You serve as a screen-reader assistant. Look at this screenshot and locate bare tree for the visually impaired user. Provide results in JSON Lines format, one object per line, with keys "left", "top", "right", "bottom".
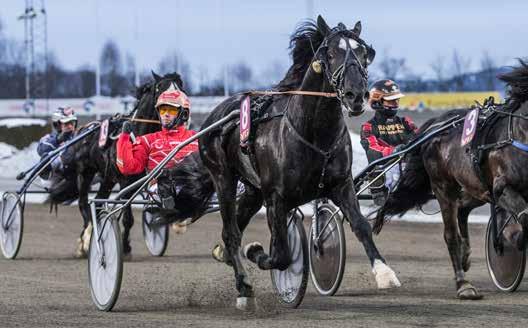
{"left": 376, "top": 48, "right": 406, "bottom": 81}
{"left": 262, "top": 59, "right": 286, "bottom": 86}
{"left": 451, "top": 49, "right": 471, "bottom": 91}
{"left": 430, "top": 55, "right": 448, "bottom": 91}
{"left": 100, "top": 39, "right": 126, "bottom": 96}
{"left": 157, "top": 50, "right": 193, "bottom": 92}
{"left": 229, "top": 61, "right": 253, "bottom": 92}
{"left": 480, "top": 50, "right": 496, "bottom": 91}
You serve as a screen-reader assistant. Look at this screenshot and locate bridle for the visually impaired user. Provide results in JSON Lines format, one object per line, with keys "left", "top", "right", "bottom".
{"left": 312, "top": 27, "right": 370, "bottom": 113}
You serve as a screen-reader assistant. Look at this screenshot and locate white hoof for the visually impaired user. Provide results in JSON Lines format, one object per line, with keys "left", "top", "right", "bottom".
{"left": 171, "top": 223, "right": 188, "bottom": 234}
{"left": 372, "top": 259, "right": 401, "bottom": 289}
{"left": 243, "top": 242, "right": 263, "bottom": 259}
{"left": 236, "top": 297, "right": 258, "bottom": 311}
{"left": 75, "top": 238, "right": 86, "bottom": 258}
{"left": 82, "top": 223, "right": 93, "bottom": 253}
{"left": 212, "top": 244, "right": 225, "bottom": 262}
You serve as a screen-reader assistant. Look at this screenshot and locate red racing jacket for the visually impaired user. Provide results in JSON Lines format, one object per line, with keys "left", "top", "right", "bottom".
{"left": 360, "top": 112, "right": 418, "bottom": 162}
{"left": 116, "top": 127, "right": 198, "bottom": 175}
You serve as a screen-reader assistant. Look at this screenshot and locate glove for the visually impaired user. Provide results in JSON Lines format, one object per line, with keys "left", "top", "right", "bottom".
{"left": 121, "top": 121, "right": 133, "bottom": 134}
{"left": 393, "top": 144, "right": 406, "bottom": 153}
{"left": 56, "top": 131, "right": 73, "bottom": 144}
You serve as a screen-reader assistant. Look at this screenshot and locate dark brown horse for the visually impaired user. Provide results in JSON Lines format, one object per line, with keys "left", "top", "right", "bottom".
{"left": 199, "top": 16, "right": 400, "bottom": 309}
{"left": 375, "top": 59, "right": 528, "bottom": 300}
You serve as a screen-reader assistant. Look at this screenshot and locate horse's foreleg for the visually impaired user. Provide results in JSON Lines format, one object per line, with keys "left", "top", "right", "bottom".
{"left": 494, "top": 180, "right": 528, "bottom": 250}
{"left": 330, "top": 178, "right": 400, "bottom": 289}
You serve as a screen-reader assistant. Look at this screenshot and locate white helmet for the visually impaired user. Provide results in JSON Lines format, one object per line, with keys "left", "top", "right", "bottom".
{"left": 52, "top": 107, "right": 77, "bottom": 131}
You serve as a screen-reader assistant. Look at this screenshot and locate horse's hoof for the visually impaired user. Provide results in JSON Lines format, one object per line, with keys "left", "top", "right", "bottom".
{"left": 82, "top": 223, "right": 93, "bottom": 253}
{"left": 372, "top": 259, "right": 401, "bottom": 289}
{"left": 236, "top": 297, "right": 258, "bottom": 311}
{"left": 171, "top": 223, "right": 187, "bottom": 234}
{"left": 212, "top": 244, "right": 225, "bottom": 263}
{"left": 457, "top": 282, "right": 483, "bottom": 300}
{"left": 243, "top": 242, "right": 263, "bottom": 260}
{"left": 74, "top": 238, "right": 87, "bottom": 259}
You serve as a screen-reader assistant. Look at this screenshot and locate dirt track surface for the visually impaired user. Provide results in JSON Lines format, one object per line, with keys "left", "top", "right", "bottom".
{"left": 2, "top": 204, "right": 528, "bottom": 327}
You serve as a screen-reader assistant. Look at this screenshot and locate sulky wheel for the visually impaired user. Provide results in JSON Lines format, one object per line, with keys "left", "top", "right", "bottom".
{"left": 270, "top": 209, "right": 309, "bottom": 308}
{"left": 88, "top": 211, "right": 123, "bottom": 311}
{"left": 142, "top": 208, "right": 169, "bottom": 257}
{"left": 485, "top": 209, "right": 526, "bottom": 292}
{"left": 0, "top": 192, "right": 24, "bottom": 260}
{"left": 309, "top": 203, "right": 346, "bottom": 296}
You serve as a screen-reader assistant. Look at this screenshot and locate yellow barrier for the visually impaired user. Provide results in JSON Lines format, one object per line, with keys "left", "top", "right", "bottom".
{"left": 399, "top": 92, "right": 502, "bottom": 110}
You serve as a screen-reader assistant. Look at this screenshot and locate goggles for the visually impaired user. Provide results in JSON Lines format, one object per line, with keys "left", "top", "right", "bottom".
{"left": 158, "top": 105, "right": 180, "bottom": 116}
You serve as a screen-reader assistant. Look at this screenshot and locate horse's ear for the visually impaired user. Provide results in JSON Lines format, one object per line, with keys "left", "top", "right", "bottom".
{"left": 151, "top": 70, "right": 162, "bottom": 82}
{"left": 352, "top": 21, "right": 362, "bottom": 36}
{"left": 317, "top": 15, "right": 331, "bottom": 36}
{"left": 367, "top": 45, "right": 376, "bottom": 65}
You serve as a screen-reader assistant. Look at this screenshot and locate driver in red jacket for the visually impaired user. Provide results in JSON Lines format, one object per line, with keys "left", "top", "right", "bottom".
{"left": 116, "top": 88, "right": 198, "bottom": 175}
{"left": 117, "top": 88, "right": 198, "bottom": 233}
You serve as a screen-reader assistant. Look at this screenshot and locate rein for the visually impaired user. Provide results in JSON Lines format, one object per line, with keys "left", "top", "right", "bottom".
{"left": 246, "top": 90, "right": 337, "bottom": 98}
{"left": 125, "top": 117, "right": 161, "bottom": 125}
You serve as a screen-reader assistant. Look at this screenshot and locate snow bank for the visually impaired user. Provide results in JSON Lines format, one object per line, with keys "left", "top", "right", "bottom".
{"left": 0, "top": 142, "right": 40, "bottom": 178}
{"left": 0, "top": 118, "right": 47, "bottom": 128}
{"left": 0, "top": 142, "right": 17, "bottom": 160}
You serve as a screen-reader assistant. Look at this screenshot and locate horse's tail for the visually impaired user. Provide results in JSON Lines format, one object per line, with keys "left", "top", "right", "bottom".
{"left": 164, "top": 152, "right": 216, "bottom": 220}
{"left": 373, "top": 142, "right": 432, "bottom": 234}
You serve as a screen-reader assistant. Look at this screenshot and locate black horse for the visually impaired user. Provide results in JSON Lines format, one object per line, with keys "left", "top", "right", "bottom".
{"left": 199, "top": 16, "right": 400, "bottom": 309}
{"left": 58, "top": 72, "right": 185, "bottom": 257}
{"left": 375, "top": 59, "right": 528, "bottom": 300}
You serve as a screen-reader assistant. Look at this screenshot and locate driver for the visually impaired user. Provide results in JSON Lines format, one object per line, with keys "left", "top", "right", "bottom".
{"left": 360, "top": 80, "right": 417, "bottom": 205}
{"left": 117, "top": 88, "right": 197, "bottom": 230}
{"left": 37, "top": 107, "right": 78, "bottom": 180}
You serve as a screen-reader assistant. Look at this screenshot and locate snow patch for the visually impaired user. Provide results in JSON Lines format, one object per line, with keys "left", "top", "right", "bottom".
{"left": 0, "top": 118, "right": 47, "bottom": 128}
{"left": 0, "top": 143, "right": 17, "bottom": 160}
{"left": 0, "top": 142, "right": 40, "bottom": 178}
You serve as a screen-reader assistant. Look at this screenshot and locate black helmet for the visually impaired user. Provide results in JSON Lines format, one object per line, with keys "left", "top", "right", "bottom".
{"left": 368, "top": 80, "right": 405, "bottom": 116}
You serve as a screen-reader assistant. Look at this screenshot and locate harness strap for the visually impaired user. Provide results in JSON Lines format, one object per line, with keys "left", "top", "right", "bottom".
{"left": 284, "top": 113, "right": 347, "bottom": 189}
{"left": 512, "top": 140, "right": 528, "bottom": 152}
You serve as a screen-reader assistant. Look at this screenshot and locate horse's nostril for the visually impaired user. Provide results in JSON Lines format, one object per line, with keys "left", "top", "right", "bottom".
{"left": 364, "top": 91, "right": 370, "bottom": 100}
{"left": 344, "top": 91, "right": 355, "bottom": 99}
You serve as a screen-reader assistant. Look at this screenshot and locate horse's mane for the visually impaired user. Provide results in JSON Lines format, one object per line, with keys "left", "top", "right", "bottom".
{"left": 499, "top": 59, "right": 528, "bottom": 105}
{"left": 274, "top": 21, "right": 325, "bottom": 91}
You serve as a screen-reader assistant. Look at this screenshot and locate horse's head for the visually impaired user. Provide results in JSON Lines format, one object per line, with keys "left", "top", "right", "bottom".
{"left": 132, "top": 71, "right": 186, "bottom": 135}
{"left": 313, "top": 16, "right": 375, "bottom": 116}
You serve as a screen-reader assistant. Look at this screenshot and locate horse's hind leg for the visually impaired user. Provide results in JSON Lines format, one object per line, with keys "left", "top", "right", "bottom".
{"left": 213, "top": 183, "right": 263, "bottom": 264}
{"left": 330, "top": 178, "right": 401, "bottom": 289}
{"left": 213, "top": 172, "right": 255, "bottom": 308}
{"left": 457, "top": 196, "right": 484, "bottom": 272}
{"left": 122, "top": 205, "right": 134, "bottom": 256}
{"left": 434, "top": 185, "right": 482, "bottom": 300}
{"left": 76, "top": 171, "right": 95, "bottom": 258}
{"left": 244, "top": 192, "right": 291, "bottom": 271}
